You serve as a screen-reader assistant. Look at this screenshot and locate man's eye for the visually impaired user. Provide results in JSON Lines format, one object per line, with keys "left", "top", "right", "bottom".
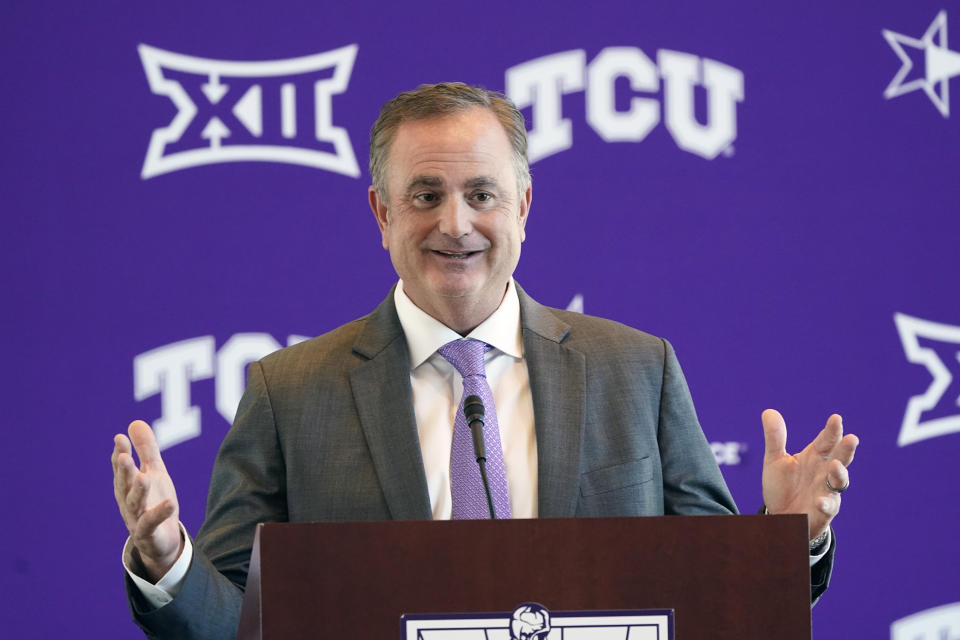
{"left": 415, "top": 193, "right": 438, "bottom": 203}
{"left": 472, "top": 192, "right": 493, "bottom": 203}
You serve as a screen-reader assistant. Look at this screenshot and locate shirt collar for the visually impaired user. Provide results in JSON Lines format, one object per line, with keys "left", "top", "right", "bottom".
{"left": 394, "top": 279, "right": 524, "bottom": 369}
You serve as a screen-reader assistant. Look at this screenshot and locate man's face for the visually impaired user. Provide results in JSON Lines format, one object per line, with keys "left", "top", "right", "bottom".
{"left": 369, "top": 107, "right": 531, "bottom": 327}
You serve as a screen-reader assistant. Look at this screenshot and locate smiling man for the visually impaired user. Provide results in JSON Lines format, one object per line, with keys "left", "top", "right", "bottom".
{"left": 113, "top": 83, "right": 858, "bottom": 640}
{"left": 369, "top": 94, "right": 531, "bottom": 335}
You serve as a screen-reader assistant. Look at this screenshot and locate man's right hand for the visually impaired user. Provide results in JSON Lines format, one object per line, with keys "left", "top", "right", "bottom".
{"left": 112, "top": 420, "right": 183, "bottom": 582}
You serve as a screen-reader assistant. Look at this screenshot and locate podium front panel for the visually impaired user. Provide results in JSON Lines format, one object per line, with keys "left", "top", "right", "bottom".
{"left": 239, "top": 515, "right": 810, "bottom": 639}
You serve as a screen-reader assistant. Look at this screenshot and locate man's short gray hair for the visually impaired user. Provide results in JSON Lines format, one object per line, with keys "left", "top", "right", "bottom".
{"left": 369, "top": 82, "right": 531, "bottom": 198}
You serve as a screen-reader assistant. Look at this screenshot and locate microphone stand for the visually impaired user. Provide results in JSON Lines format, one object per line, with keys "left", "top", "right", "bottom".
{"left": 464, "top": 395, "right": 496, "bottom": 519}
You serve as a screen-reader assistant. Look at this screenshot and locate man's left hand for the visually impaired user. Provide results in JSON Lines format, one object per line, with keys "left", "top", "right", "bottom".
{"left": 761, "top": 409, "right": 860, "bottom": 541}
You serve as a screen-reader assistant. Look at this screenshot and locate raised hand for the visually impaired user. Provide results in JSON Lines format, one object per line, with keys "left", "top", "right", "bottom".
{"left": 761, "top": 410, "right": 859, "bottom": 540}
{"left": 112, "top": 420, "right": 183, "bottom": 581}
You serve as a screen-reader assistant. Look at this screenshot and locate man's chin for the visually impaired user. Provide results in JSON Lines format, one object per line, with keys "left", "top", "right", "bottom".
{"left": 427, "top": 277, "right": 512, "bottom": 306}
{"left": 429, "top": 283, "right": 477, "bottom": 300}
{"left": 420, "top": 279, "right": 498, "bottom": 307}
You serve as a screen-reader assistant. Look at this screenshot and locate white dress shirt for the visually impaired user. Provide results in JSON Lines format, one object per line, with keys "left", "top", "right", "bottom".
{"left": 394, "top": 278, "right": 538, "bottom": 520}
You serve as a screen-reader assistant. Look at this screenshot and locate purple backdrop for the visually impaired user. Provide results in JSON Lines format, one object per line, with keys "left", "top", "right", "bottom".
{"left": 3, "top": 1, "right": 959, "bottom": 637}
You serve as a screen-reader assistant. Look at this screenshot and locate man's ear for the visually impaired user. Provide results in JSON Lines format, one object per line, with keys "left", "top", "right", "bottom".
{"left": 518, "top": 183, "right": 532, "bottom": 242}
{"left": 369, "top": 186, "right": 390, "bottom": 249}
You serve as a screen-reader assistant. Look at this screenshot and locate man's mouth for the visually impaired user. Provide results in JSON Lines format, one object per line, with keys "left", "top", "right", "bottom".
{"left": 432, "top": 250, "right": 480, "bottom": 259}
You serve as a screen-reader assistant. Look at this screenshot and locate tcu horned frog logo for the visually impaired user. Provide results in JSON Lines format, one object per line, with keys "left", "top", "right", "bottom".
{"left": 137, "top": 44, "right": 359, "bottom": 178}
{"left": 402, "top": 603, "right": 672, "bottom": 639}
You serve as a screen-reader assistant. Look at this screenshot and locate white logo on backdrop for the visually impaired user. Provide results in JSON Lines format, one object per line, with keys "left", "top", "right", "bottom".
{"left": 134, "top": 333, "right": 309, "bottom": 450}
{"left": 890, "top": 602, "right": 960, "bottom": 640}
{"left": 711, "top": 441, "right": 746, "bottom": 466}
{"left": 893, "top": 313, "right": 960, "bottom": 446}
{"left": 883, "top": 10, "right": 960, "bottom": 117}
{"left": 506, "top": 47, "right": 744, "bottom": 163}
{"left": 138, "top": 44, "right": 359, "bottom": 179}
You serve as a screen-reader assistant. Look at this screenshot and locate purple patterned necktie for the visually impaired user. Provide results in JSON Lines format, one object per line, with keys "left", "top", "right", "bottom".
{"left": 437, "top": 339, "right": 511, "bottom": 519}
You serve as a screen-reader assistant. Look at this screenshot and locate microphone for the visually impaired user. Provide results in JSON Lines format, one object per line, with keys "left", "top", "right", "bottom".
{"left": 463, "top": 395, "right": 496, "bottom": 519}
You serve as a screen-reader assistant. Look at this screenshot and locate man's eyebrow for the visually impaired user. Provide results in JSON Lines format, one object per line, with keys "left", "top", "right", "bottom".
{"left": 404, "top": 176, "right": 444, "bottom": 196}
{"left": 463, "top": 176, "right": 500, "bottom": 189}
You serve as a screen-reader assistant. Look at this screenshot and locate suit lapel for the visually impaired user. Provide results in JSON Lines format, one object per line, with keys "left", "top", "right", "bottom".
{"left": 517, "top": 284, "right": 586, "bottom": 518}
{"left": 349, "top": 291, "right": 432, "bottom": 520}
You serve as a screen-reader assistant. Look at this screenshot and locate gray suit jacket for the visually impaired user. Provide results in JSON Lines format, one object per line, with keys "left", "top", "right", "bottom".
{"left": 127, "top": 284, "right": 832, "bottom": 639}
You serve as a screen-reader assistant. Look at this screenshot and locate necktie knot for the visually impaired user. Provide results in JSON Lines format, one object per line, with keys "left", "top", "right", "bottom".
{"left": 437, "top": 339, "right": 490, "bottom": 379}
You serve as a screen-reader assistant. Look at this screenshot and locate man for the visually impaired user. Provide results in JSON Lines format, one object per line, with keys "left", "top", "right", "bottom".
{"left": 112, "top": 83, "right": 859, "bottom": 639}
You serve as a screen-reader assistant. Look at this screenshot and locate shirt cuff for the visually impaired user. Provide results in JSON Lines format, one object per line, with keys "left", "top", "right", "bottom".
{"left": 809, "top": 528, "right": 831, "bottom": 567}
{"left": 121, "top": 523, "right": 194, "bottom": 609}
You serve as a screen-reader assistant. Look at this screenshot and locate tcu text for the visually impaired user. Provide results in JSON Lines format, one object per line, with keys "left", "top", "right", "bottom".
{"left": 506, "top": 47, "right": 745, "bottom": 162}
{"left": 134, "top": 334, "right": 307, "bottom": 450}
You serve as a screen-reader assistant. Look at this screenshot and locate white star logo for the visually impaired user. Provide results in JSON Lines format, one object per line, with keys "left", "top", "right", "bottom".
{"left": 894, "top": 312, "right": 960, "bottom": 446}
{"left": 882, "top": 10, "right": 960, "bottom": 117}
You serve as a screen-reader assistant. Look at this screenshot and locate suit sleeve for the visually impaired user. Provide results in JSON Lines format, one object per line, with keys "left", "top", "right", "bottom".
{"left": 810, "top": 529, "right": 835, "bottom": 605}
{"left": 126, "top": 361, "right": 287, "bottom": 640}
{"left": 657, "top": 339, "right": 738, "bottom": 515}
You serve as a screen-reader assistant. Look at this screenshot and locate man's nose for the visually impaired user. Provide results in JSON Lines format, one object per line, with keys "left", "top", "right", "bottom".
{"left": 436, "top": 197, "right": 473, "bottom": 238}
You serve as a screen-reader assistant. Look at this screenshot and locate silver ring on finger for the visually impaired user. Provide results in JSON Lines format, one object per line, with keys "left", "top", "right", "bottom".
{"left": 825, "top": 477, "right": 849, "bottom": 494}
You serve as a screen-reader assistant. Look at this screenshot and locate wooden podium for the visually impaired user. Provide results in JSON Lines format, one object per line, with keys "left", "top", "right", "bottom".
{"left": 236, "top": 515, "right": 811, "bottom": 639}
